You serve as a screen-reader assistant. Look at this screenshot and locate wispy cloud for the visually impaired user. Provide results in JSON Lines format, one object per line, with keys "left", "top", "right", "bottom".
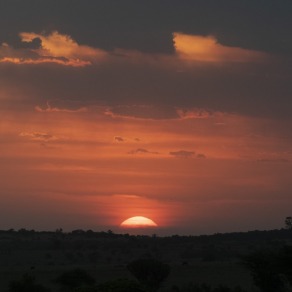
{"left": 19, "top": 131, "right": 58, "bottom": 142}
{"left": 114, "top": 136, "right": 125, "bottom": 142}
{"left": 112, "top": 194, "right": 141, "bottom": 199}
{"left": 104, "top": 105, "right": 179, "bottom": 120}
{"left": 176, "top": 108, "right": 216, "bottom": 119}
{"left": 128, "top": 148, "right": 159, "bottom": 155}
{"left": 35, "top": 101, "right": 87, "bottom": 113}
{"left": 169, "top": 150, "right": 195, "bottom": 158}
{"left": 0, "top": 56, "right": 90, "bottom": 67}
{"left": 197, "top": 153, "right": 207, "bottom": 159}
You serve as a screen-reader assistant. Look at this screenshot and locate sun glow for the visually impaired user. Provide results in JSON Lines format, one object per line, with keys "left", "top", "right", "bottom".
{"left": 120, "top": 216, "right": 158, "bottom": 228}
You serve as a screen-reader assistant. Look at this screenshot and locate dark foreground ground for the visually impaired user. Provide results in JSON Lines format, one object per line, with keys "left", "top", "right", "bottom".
{"left": 1, "top": 228, "right": 292, "bottom": 291}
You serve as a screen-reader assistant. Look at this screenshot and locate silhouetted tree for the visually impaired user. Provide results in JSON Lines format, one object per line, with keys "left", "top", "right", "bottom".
{"left": 127, "top": 259, "right": 170, "bottom": 292}
{"left": 55, "top": 228, "right": 63, "bottom": 234}
{"left": 9, "top": 274, "right": 50, "bottom": 292}
{"left": 55, "top": 268, "right": 95, "bottom": 291}
{"left": 107, "top": 229, "right": 114, "bottom": 235}
{"left": 285, "top": 217, "right": 292, "bottom": 230}
{"left": 243, "top": 246, "right": 292, "bottom": 292}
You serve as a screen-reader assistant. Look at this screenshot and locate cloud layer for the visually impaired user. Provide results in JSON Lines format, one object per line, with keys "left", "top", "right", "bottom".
{"left": 0, "top": 1, "right": 291, "bottom": 234}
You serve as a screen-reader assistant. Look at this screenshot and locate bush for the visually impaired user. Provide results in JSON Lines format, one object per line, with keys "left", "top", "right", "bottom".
{"left": 97, "top": 278, "right": 145, "bottom": 292}
{"left": 127, "top": 259, "right": 170, "bottom": 292}
{"left": 55, "top": 268, "right": 95, "bottom": 291}
{"left": 9, "top": 274, "right": 50, "bottom": 292}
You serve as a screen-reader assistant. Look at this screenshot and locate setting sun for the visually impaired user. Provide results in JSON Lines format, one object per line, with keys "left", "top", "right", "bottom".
{"left": 120, "top": 216, "right": 158, "bottom": 228}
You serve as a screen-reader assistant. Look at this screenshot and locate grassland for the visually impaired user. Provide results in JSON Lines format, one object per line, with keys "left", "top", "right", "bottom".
{"left": 1, "top": 229, "right": 291, "bottom": 291}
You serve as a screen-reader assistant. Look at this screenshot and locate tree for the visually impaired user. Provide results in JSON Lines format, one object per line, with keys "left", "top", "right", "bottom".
{"left": 243, "top": 246, "right": 292, "bottom": 292}
{"left": 127, "top": 259, "right": 170, "bottom": 292}
{"left": 285, "top": 217, "right": 292, "bottom": 230}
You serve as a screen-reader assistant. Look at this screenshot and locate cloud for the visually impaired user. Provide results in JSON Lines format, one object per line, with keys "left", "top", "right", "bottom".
{"left": 112, "top": 194, "right": 141, "bottom": 199}
{"left": 35, "top": 101, "right": 87, "bottom": 113}
{"left": 38, "top": 163, "right": 94, "bottom": 172}
{"left": 176, "top": 108, "right": 216, "bottom": 119}
{"left": 114, "top": 136, "right": 125, "bottom": 142}
{"left": 173, "top": 32, "right": 266, "bottom": 63}
{"left": 0, "top": 31, "right": 107, "bottom": 67}
{"left": 1, "top": 1, "right": 291, "bottom": 56}
{"left": 128, "top": 148, "right": 159, "bottom": 155}
{"left": 169, "top": 150, "right": 195, "bottom": 158}
{"left": 105, "top": 105, "right": 224, "bottom": 121}
{"left": 0, "top": 42, "right": 91, "bottom": 67}
{"left": 256, "top": 158, "right": 289, "bottom": 163}
{"left": 20, "top": 31, "right": 107, "bottom": 62}
{"left": 0, "top": 29, "right": 290, "bottom": 120}
{"left": 114, "top": 136, "right": 143, "bottom": 143}
{"left": 105, "top": 105, "right": 180, "bottom": 120}
{"left": 19, "top": 131, "right": 58, "bottom": 142}
{"left": 1, "top": 31, "right": 266, "bottom": 69}
{"left": 0, "top": 56, "right": 90, "bottom": 67}
{"left": 197, "top": 153, "right": 207, "bottom": 159}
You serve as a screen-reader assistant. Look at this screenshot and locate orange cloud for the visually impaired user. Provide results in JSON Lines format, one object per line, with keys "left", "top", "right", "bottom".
{"left": 20, "top": 31, "right": 107, "bottom": 62}
{"left": 35, "top": 102, "right": 87, "bottom": 113}
{"left": 0, "top": 32, "right": 108, "bottom": 67}
{"left": 173, "top": 32, "right": 266, "bottom": 62}
{"left": 0, "top": 56, "right": 90, "bottom": 67}
{"left": 1, "top": 31, "right": 268, "bottom": 70}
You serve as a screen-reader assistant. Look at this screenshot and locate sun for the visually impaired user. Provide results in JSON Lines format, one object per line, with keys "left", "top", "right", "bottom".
{"left": 120, "top": 216, "right": 158, "bottom": 228}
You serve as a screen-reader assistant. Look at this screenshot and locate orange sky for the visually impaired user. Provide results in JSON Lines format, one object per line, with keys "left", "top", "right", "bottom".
{"left": 0, "top": 24, "right": 292, "bottom": 235}
{"left": 1, "top": 101, "right": 291, "bottom": 234}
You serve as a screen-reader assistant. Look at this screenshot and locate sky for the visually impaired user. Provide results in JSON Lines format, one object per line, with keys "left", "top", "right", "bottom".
{"left": 0, "top": 1, "right": 292, "bottom": 235}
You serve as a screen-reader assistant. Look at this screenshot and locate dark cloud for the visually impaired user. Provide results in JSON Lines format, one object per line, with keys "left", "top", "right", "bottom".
{"left": 169, "top": 150, "right": 195, "bottom": 158}
{"left": 19, "top": 37, "right": 42, "bottom": 50}
{"left": 1, "top": 1, "right": 292, "bottom": 56}
{"left": 169, "top": 150, "right": 207, "bottom": 159}
{"left": 105, "top": 105, "right": 180, "bottom": 120}
{"left": 0, "top": 1, "right": 291, "bottom": 120}
{"left": 114, "top": 136, "right": 143, "bottom": 143}
{"left": 128, "top": 148, "right": 159, "bottom": 155}
{"left": 1, "top": 48, "right": 291, "bottom": 119}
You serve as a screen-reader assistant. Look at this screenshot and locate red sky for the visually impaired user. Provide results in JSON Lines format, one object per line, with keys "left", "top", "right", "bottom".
{"left": 0, "top": 2, "right": 292, "bottom": 235}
